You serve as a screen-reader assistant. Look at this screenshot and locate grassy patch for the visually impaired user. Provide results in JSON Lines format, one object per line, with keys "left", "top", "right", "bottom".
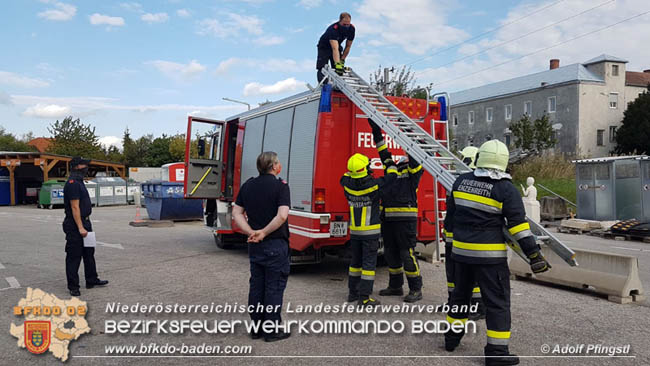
{"left": 510, "top": 154, "right": 576, "bottom": 205}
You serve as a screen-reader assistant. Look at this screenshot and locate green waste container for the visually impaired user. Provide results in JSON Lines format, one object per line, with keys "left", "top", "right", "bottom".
{"left": 38, "top": 180, "right": 65, "bottom": 209}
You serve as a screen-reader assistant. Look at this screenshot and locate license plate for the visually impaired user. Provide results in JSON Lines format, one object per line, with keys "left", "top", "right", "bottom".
{"left": 330, "top": 222, "right": 348, "bottom": 237}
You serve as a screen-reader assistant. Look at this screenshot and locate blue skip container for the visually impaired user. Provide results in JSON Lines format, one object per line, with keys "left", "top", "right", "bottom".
{"left": 142, "top": 180, "right": 203, "bottom": 221}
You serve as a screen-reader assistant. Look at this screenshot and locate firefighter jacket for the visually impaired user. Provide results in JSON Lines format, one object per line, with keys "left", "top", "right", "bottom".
{"left": 380, "top": 154, "right": 423, "bottom": 222}
{"left": 443, "top": 171, "right": 539, "bottom": 264}
{"left": 340, "top": 142, "right": 398, "bottom": 240}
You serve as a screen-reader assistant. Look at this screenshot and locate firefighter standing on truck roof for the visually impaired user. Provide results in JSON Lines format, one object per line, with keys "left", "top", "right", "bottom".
{"left": 316, "top": 12, "right": 355, "bottom": 83}
{"left": 444, "top": 140, "right": 551, "bottom": 366}
{"left": 377, "top": 151, "right": 424, "bottom": 303}
{"left": 445, "top": 145, "right": 486, "bottom": 319}
{"left": 340, "top": 119, "right": 398, "bottom": 308}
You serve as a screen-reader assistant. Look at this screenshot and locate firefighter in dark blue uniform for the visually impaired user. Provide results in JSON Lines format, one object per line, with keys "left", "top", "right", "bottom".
{"left": 341, "top": 120, "right": 398, "bottom": 307}
{"left": 233, "top": 151, "right": 291, "bottom": 342}
{"left": 316, "top": 12, "right": 355, "bottom": 82}
{"left": 444, "top": 140, "right": 550, "bottom": 366}
{"left": 377, "top": 152, "right": 424, "bottom": 303}
{"left": 445, "top": 145, "right": 486, "bottom": 318}
{"left": 63, "top": 157, "right": 108, "bottom": 297}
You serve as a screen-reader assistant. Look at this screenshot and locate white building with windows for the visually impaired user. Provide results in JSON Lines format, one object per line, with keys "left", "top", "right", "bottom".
{"left": 449, "top": 55, "right": 650, "bottom": 157}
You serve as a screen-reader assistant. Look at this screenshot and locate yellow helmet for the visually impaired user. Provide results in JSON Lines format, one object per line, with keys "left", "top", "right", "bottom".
{"left": 347, "top": 153, "right": 369, "bottom": 178}
{"left": 460, "top": 146, "right": 479, "bottom": 169}
{"left": 476, "top": 140, "right": 509, "bottom": 171}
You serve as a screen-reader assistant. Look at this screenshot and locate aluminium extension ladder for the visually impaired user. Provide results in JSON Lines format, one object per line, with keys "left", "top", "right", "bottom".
{"left": 321, "top": 65, "right": 578, "bottom": 266}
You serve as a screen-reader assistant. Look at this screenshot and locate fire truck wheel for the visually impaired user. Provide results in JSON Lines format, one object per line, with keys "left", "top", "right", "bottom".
{"left": 214, "top": 233, "right": 235, "bottom": 249}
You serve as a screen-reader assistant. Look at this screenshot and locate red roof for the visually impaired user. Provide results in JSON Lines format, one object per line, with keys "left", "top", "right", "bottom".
{"left": 626, "top": 71, "right": 650, "bottom": 88}
{"left": 27, "top": 137, "right": 52, "bottom": 153}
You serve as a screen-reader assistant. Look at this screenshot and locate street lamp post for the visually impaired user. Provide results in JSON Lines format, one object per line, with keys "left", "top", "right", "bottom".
{"left": 222, "top": 97, "right": 251, "bottom": 111}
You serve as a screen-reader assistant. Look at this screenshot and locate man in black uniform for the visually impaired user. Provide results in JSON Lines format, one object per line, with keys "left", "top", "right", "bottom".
{"left": 378, "top": 154, "right": 424, "bottom": 303}
{"left": 316, "top": 12, "right": 355, "bottom": 83}
{"left": 233, "top": 151, "right": 291, "bottom": 342}
{"left": 63, "top": 157, "right": 108, "bottom": 297}
{"left": 341, "top": 120, "right": 397, "bottom": 307}
{"left": 443, "top": 140, "right": 550, "bottom": 366}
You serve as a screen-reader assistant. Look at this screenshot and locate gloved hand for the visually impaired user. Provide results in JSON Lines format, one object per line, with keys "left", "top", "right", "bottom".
{"left": 368, "top": 119, "right": 383, "bottom": 143}
{"left": 335, "top": 62, "right": 344, "bottom": 75}
{"left": 528, "top": 251, "right": 551, "bottom": 274}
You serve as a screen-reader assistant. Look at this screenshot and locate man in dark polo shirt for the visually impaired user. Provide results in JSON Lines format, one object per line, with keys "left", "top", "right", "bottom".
{"left": 233, "top": 151, "right": 291, "bottom": 342}
{"left": 63, "top": 157, "right": 108, "bottom": 296}
{"left": 316, "top": 12, "right": 355, "bottom": 82}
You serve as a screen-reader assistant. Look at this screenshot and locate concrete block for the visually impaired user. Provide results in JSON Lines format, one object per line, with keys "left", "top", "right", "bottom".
{"left": 541, "top": 196, "right": 568, "bottom": 220}
{"left": 561, "top": 219, "right": 602, "bottom": 230}
{"left": 510, "top": 246, "right": 645, "bottom": 304}
{"left": 615, "top": 236, "right": 626, "bottom": 241}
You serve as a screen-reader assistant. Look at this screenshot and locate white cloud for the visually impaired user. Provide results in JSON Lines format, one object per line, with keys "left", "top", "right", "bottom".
{"left": 215, "top": 57, "right": 312, "bottom": 74}
{"left": 253, "top": 35, "right": 285, "bottom": 46}
{"left": 147, "top": 60, "right": 206, "bottom": 81}
{"left": 37, "top": 1, "right": 76, "bottom": 21}
{"left": 119, "top": 2, "right": 143, "bottom": 12}
{"left": 412, "top": 0, "right": 650, "bottom": 91}
{"left": 243, "top": 78, "right": 307, "bottom": 96}
{"left": 142, "top": 12, "right": 169, "bottom": 24}
{"left": 23, "top": 104, "right": 71, "bottom": 118}
{"left": 297, "top": 0, "right": 322, "bottom": 9}
{"left": 0, "top": 71, "right": 50, "bottom": 88}
{"left": 89, "top": 13, "right": 126, "bottom": 27}
{"left": 355, "top": 0, "right": 468, "bottom": 55}
{"left": 176, "top": 9, "right": 191, "bottom": 18}
{"left": 197, "top": 13, "right": 264, "bottom": 38}
{"left": 0, "top": 91, "right": 12, "bottom": 105}
{"left": 99, "top": 136, "right": 123, "bottom": 150}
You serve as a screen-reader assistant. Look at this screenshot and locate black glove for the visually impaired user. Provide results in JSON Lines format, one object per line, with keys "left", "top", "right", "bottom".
{"left": 368, "top": 119, "right": 383, "bottom": 143}
{"left": 528, "top": 251, "right": 551, "bottom": 274}
{"left": 335, "top": 62, "right": 344, "bottom": 75}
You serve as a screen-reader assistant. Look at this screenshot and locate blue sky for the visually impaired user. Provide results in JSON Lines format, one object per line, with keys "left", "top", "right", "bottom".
{"left": 1, "top": 0, "right": 649, "bottom": 148}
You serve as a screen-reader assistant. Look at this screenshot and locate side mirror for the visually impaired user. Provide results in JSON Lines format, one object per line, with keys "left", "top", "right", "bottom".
{"left": 198, "top": 139, "right": 206, "bottom": 157}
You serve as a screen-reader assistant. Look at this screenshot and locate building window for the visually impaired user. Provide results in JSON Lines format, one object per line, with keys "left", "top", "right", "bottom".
{"left": 505, "top": 134, "right": 511, "bottom": 147}
{"left": 468, "top": 111, "right": 474, "bottom": 124}
{"left": 452, "top": 113, "right": 458, "bottom": 126}
{"left": 486, "top": 107, "right": 493, "bottom": 122}
{"left": 452, "top": 139, "right": 458, "bottom": 151}
{"left": 468, "top": 136, "right": 474, "bottom": 146}
{"left": 609, "top": 126, "right": 617, "bottom": 143}
{"left": 612, "top": 64, "right": 619, "bottom": 76}
{"left": 597, "top": 129, "right": 604, "bottom": 146}
{"left": 609, "top": 93, "right": 618, "bottom": 109}
{"left": 548, "top": 96, "right": 556, "bottom": 113}
{"left": 485, "top": 134, "right": 493, "bottom": 141}
{"left": 524, "top": 101, "right": 532, "bottom": 116}
{"left": 505, "top": 104, "right": 512, "bottom": 121}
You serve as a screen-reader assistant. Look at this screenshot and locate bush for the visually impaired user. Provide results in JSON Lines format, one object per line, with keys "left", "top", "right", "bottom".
{"left": 510, "top": 154, "right": 576, "bottom": 204}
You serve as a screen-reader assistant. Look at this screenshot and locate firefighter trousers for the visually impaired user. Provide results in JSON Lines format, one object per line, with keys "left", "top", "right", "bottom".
{"left": 382, "top": 221, "right": 422, "bottom": 291}
{"left": 445, "top": 243, "right": 482, "bottom": 306}
{"left": 445, "top": 261, "right": 512, "bottom": 356}
{"left": 348, "top": 238, "right": 379, "bottom": 297}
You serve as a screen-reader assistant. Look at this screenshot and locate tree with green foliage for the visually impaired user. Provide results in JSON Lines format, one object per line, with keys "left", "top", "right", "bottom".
{"left": 510, "top": 113, "right": 557, "bottom": 152}
{"left": 47, "top": 116, "right": 104, "bottom": 158}
{"left": 0, "top": 126, "right": 37, "bottom": 152}
{"left": 144, "top": 134, "right": 173, "bottom": 167}
{"left": 370, "top": 65, "right": 431, "bottom": 99}
{"left": 169, "top": 134, "right": 187, "bottom": 162}
{"left": 103, "top": 145, "right": 124, "bottom": 163}
{"left": 615, "top": 85, "right": 650, "bottom": 154}
{"left": 122, "top": 128, "right": 152, "bottom": 167}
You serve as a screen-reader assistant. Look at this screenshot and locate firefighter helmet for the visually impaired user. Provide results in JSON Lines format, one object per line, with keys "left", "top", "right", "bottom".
{"left": 476, "top": 140, "right": 509, "bottom": 172}
{"left": 460, "top": 146, "right": 479, "bottom": 169}
{"left": 347, "top": 153, "right": 370, "bottom": 178}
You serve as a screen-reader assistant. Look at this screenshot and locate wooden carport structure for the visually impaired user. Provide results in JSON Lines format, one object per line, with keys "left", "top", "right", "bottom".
{"left": 0, "top": 152, "right": 125, "bottom": 206}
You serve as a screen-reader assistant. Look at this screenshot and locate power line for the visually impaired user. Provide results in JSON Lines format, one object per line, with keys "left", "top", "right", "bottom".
{"left": 415, "top": 0, "right": 615, "bottom": 78}
{"left": 404, "top": 0, "right": 566, "bottom": 67}
{"left": 431, "top": 10, "right": 650, "bottom": 88}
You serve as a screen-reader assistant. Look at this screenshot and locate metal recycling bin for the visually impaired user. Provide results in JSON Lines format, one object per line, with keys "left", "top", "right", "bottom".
{"left": 143, "top": 179, "right": 203, "bottom": 220}
{"left": 92, "top": 177, "right": 128, "bottom": 206}
{"left": 38, "top": 180, "right": 65, "bottom": 209}
{"left": 574, "top": 156, "right": 645, "bottom": 221}
{"left": 636, "top": 157, "right": 650, "bottom": 221}
{"left": 84, "top": 181, "right": 98, "bottom": 206}
{"left": 127, "top": 182, "right": 141, "bottom": 204}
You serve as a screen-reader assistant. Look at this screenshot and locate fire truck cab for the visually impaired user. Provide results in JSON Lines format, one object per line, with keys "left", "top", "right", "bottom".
{"left": 184, "top": 85, "right": 450, "bottom": 264}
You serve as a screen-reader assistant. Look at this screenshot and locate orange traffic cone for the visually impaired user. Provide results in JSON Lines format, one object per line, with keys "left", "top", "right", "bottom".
{"left": 134, "top": 206, "right": 143, "bottom": 223}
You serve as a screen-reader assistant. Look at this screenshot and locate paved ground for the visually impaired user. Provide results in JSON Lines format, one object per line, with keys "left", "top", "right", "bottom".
{"left": 0, "top": 205, "right": 648, "bottom": 365}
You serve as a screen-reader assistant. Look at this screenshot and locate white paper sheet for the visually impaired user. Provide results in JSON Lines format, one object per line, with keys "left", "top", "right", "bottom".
{"left": 84, "top": 231, "right": 97, "bottom": 247}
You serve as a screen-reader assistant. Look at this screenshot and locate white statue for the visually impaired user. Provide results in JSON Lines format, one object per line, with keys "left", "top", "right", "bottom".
{"left": 521, "top": 177, "right": 537, "bottom": 201}
{"left": 521, "top": 177, "right": 541, "bottom": 223}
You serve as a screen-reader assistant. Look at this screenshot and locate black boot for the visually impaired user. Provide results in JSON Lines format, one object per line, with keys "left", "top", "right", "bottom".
{"left": 445, "top": 336, "right": 460, "bottom": 352}
{"left": 469, "top": 300, "right": 486, "bottom": 320}
{"left": 86, "top": 279, "right": 109, "bottom": 289}
{"left": 403, "top": 290, "right": 422, "bottom": 303}
{"left": 379, "top": 287, "right": 403, "bottom": 296}
{"left": 347, "top": 293, "right": 359, "bottom": 302}
{"left": 485, "top": 354, "right": 520, "bottom": 366}
{"left": 358, "top": 297, "right": 381, "bottom": 308}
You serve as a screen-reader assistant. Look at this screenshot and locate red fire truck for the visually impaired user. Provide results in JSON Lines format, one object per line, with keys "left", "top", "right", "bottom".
{"left": 183, "top": 86, "right": 450, "bottom": 264}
